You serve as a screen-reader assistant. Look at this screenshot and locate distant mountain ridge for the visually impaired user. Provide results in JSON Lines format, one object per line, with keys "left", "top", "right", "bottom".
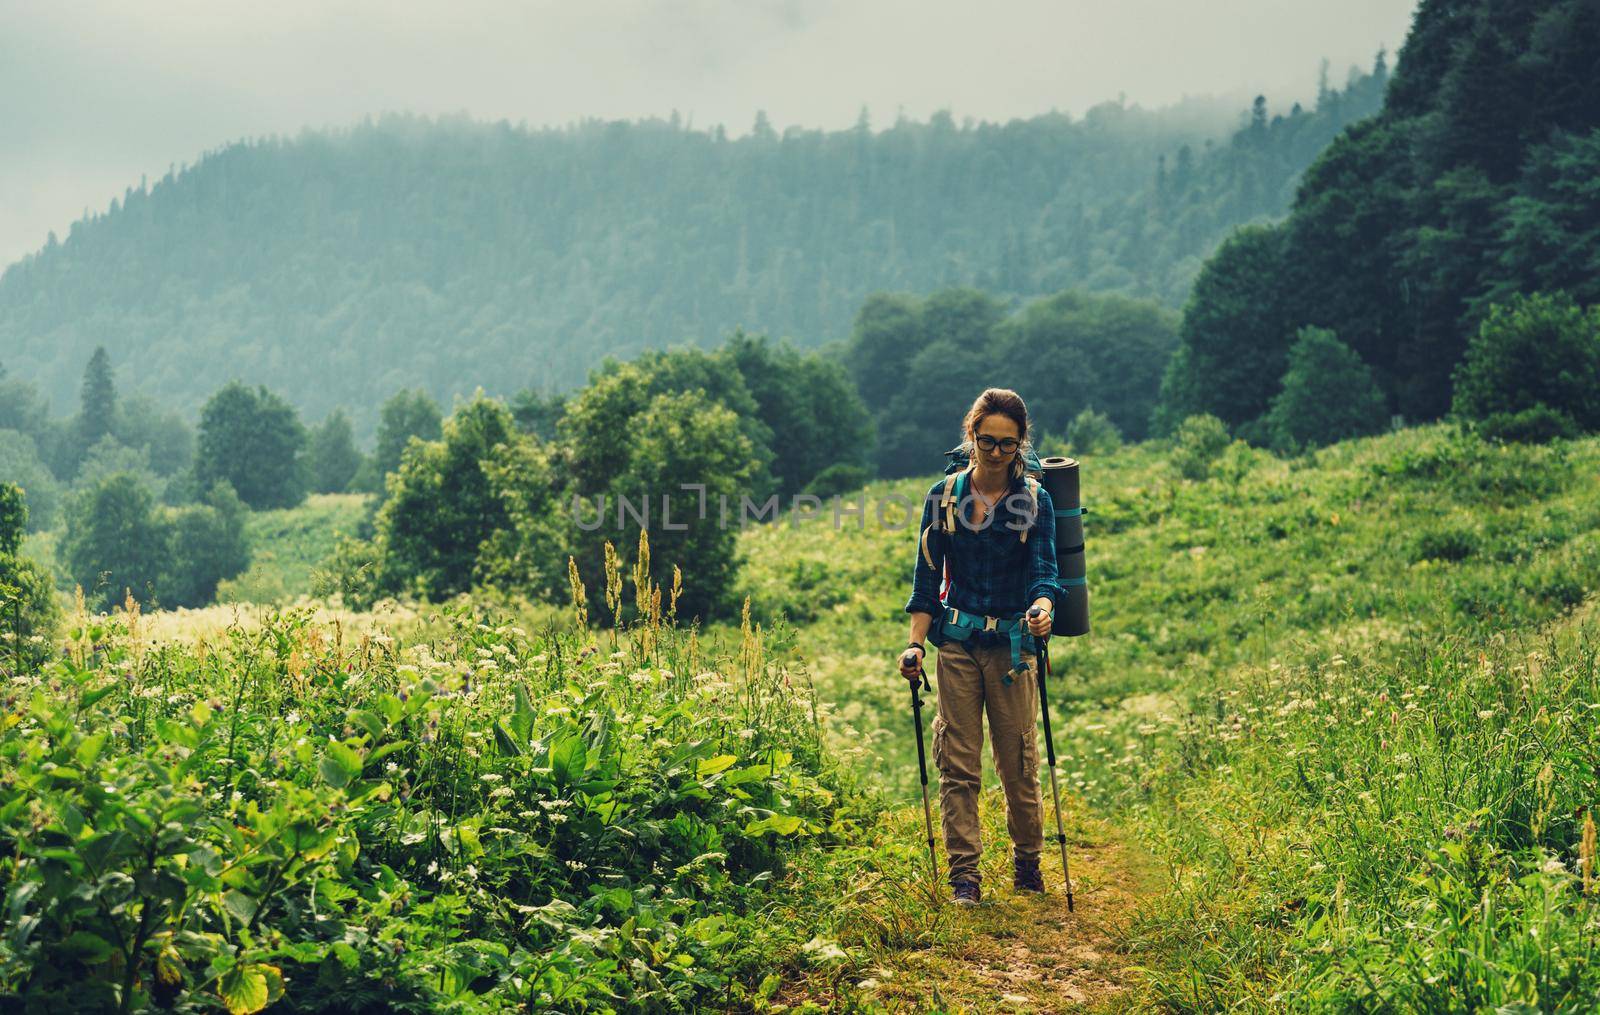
{"left": 0, "top": 67, "right": 1385, "bottom": 434}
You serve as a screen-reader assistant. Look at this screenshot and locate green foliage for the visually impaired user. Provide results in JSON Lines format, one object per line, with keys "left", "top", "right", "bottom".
{"left": 163, "top": 483, "right": 252, "bottom": 609}
{"left": 74, "top": 435, "right": 161, "bottom": 500}
{"left": 219, "top": 493, "right": 371, "bottom": 605}
{"left": 0, "top": 595, "right": 854, "bottom": 1011}
{"left": 62, "top": 474, "right": 253, "bottom": 611}
{"left": 1451, "top": 292, "right": 1600, "bottom": 429}
{"left": 1155, "top": 224, "right": 1295, "bottom": 435}
{"left": 196, "top": 382, "right": 309, "bottom": 510}
{"left": 113, "top": 394, "right": 194, "bottom": 478}
{"left": 62, "top": 474, "right": 167, "bottom": 610}
{"left": 0, "top": 484, "right": 58, "bottom": 671}
{"left": 313, "top": 534, "right": 384, "bottom": 608}
{"left": 718, "top": 332, "right": 872, "bottom": 498}
{"left": 0, "top": 430, "right": 61, "bottom": 530}
{"left": 0, "top": 483, "right": 23, "bottom": 558}
{"left": 1409, "top": 522, "right": 1477, "bottom": 563}
{"left": 1265, "top": 326, "right": 1389, "bottom": 452}
{"left": 849, "top": 288, "right": 1176, "bottom": 477}
{"left": 361, "top": 389, "right": 443, "bottom": 496}
{"left": 475, "top": 438, "right": 563, "bottom": 597}
{"left": 1169, "top": 413, "right": 1231, "bottom": 480}
{"left": 1064, "top": 407, "right": 1123, "bottom": 456}
{"left": 0, "top": 76, "right": 1387, "bottom": 436}
{"left": 1368, "top": 427, "right": 1574, "bottom": 504}
{"left": 0, "top": 367, "right": 50, "bottom": 439}
{"left": 1483, "top": 127, "right": 1600, "bottom": 313}
{"left": 75, "top": 346, "right": 116, "bottom": 461}
{"left": 802, "top": 463, "right": 871, "bottom": 500}
{"left": 580, "top": 347, "right": 775, "bottom": 498}
{"left": 600, "top": 390, "right": 759, "bottom": 622}
{"left": 373, "top": 397, "right": 515, "bottom": 602}
{"left": 994, "top": 290, "right": 1179, "bottom": 443}
{"left": 1174, "top": 0, "right": 1600, "bottom": 424}
{"left": 347, "top": 333, "right": 839, "bottom": 618}
{"left": 1477, "top": 404, "right": 1581, "bottom": 445}
{"left": 508, "top": 388, "right": 566, "bottom": 441}
{"left": 555, "top": 365, "right": 767, "bottom": 621}
{"left": 306, "top": 409, "right": 364, "bottom": 493}
{"left": 0, "top": 347, "right": 193, "bottom": 490}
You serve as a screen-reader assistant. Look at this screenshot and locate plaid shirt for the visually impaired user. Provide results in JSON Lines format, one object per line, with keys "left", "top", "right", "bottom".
{"left": 905, "top": 472, "right": 1059, "bottom": 625}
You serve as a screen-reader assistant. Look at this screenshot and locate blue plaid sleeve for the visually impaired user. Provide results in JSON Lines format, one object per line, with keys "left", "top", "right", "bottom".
{"left": 906, "top": 480, "right": 944, "bottom": 615}
{"left": 1027, "top": 486, "right": 1060, "bottom": 607}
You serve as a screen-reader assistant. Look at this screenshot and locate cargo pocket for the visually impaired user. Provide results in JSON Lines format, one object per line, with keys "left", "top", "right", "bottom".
{"left": 1020, "top": 728, "right": 1039, "bottom": 781}
{"left": 931, "top": 715, "right": 949, "bottom": 775}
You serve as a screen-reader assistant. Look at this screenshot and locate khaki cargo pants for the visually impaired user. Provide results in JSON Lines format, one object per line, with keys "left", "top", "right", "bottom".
{"left": 932, "top": 638, "right": 1044, "bottom": 885}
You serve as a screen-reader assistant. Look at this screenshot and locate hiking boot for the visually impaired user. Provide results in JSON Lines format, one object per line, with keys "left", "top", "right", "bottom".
{"left": 951, "top": 880, "right": 981, "bottom": 906}
{"left": 1014, "top": 856, "right": 1045, "bottom": 893}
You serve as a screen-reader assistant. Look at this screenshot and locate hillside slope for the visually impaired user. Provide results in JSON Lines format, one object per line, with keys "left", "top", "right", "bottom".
{"left": 0, "top": 68, "right": 1385, "bottom": 433}
{"left": 739, "top": 425, "right": 1600, "bottom": 1008}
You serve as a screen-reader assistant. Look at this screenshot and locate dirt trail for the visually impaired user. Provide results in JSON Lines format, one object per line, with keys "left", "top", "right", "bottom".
{"left": 786, "top": 796, "right": 1162, "bottom": 1014}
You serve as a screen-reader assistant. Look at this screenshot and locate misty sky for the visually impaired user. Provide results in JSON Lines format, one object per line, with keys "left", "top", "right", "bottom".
{"left": 1, "top": 0, "right": 1417, "bottom": 269}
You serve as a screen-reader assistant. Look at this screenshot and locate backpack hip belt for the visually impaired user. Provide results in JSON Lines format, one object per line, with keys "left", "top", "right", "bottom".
{"left": 939, "top": 606, "right": 1033, "bottom": 684}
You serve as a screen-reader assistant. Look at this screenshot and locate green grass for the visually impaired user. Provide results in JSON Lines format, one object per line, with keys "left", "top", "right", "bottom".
{"left": 0, "top": 592, "right": 874, "bottom": 1012}
{"left": 739, "top": 424, "right": 1600, "bottom": 1009}
{"left": 217, "top": 492, "right": 371, "bottom": 604}
{"left": 10, "top": 424, "right": 1598, "bottom": 1011}
{"left": 17, "top": 493, "right": 369, "bottom": 607}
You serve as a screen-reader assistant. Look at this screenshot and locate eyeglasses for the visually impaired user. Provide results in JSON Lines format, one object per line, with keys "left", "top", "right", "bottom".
{"left": 974, "top": 435, "right": 1020, "bottom": 454}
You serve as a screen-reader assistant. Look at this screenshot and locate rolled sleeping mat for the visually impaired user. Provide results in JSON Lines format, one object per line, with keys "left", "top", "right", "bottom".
{"left": 1040, "top": 456, "right": 1089, "bottom": 636}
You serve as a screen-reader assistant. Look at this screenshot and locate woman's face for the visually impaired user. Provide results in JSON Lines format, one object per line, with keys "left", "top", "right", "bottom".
{"left": 971, "top": 415, "right": 1022, "bottom": 469}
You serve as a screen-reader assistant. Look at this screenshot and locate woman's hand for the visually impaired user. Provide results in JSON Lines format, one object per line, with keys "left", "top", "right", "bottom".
{"left": 899, "top": 645, "right": 925, "bottom": 683}
{"left": 1027, "top": 599, "right": 1054, "bottom": 637}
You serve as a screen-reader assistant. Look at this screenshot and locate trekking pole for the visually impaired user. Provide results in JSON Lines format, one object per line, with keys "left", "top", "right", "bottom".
{"left": 1028, "top": 608, "right": 1075, "bottom": 911}
{"left": 904, "top": 652, "right": 940, "bottom": 900}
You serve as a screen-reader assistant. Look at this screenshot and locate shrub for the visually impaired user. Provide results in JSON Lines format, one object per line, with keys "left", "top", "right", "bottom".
{"left": 1451, "top": 292, "right": 1600, "bottom": 430}
{"left": 1409, "top": 524, "right": 1477, "bottom": 563}
{"left": 0, "top": 484, "right": 57, "bottom": 670}
{"left": 312, "top": 535, "right": 385, "bottom": 608}
{"left": 570, "top": 390, "right": 760, "bottom": 623}
{"left": 372, "top": 396, "right": 515, "bottom": 601}
{"left": 802, "top": 463, "right": 871, "bottom": 499}
{"left": 62, "top": 474, "right": 168, "bottom": 610}
{"left": 1476, "top": 404, "right": 1580, "bottom": 444}
{"left": 62, "top": 475, "right": 252, "bottom": 610}
{"left": 0, "top": 430, "right": 61, "bottom": 530}
{"left": 1265, "top": 326, "right": 1388, "bottom": 452}
{"left": 163, "top": 483, "right": 252, "bottom": 608}
{"left": 1170, "top": 414, "right": 1231, "bottom": 481}
{"left": 1066, "top": 407, "right": 1123, "bottom": 456}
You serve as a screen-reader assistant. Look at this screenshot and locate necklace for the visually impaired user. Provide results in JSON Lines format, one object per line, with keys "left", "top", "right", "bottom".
{"left": 971, "top": 474, "right": 1006, "bottom": 510}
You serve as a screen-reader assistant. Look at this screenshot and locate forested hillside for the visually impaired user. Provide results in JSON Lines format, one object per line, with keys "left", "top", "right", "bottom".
{"left": 1162, "top": 0, "right": 1600, "bottom": 430}
{"left": 0, "top": 63, "right": 1386, "bottom": 433}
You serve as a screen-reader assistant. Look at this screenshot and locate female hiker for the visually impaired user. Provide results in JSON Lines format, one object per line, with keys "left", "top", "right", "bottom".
{"left": 899, "top": 387, "right": 1059, "bottom": 905}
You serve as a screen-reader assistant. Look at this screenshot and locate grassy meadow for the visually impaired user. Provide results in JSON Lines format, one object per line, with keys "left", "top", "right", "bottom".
{"left": 215, "top": 493, "right": 371, "bottom": 605}
{"left": 739, "top": 423, "right": 1600, "bottom": 1010}
{"left": 4, "top": 424, "right": 1599, "bottom": 1012}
